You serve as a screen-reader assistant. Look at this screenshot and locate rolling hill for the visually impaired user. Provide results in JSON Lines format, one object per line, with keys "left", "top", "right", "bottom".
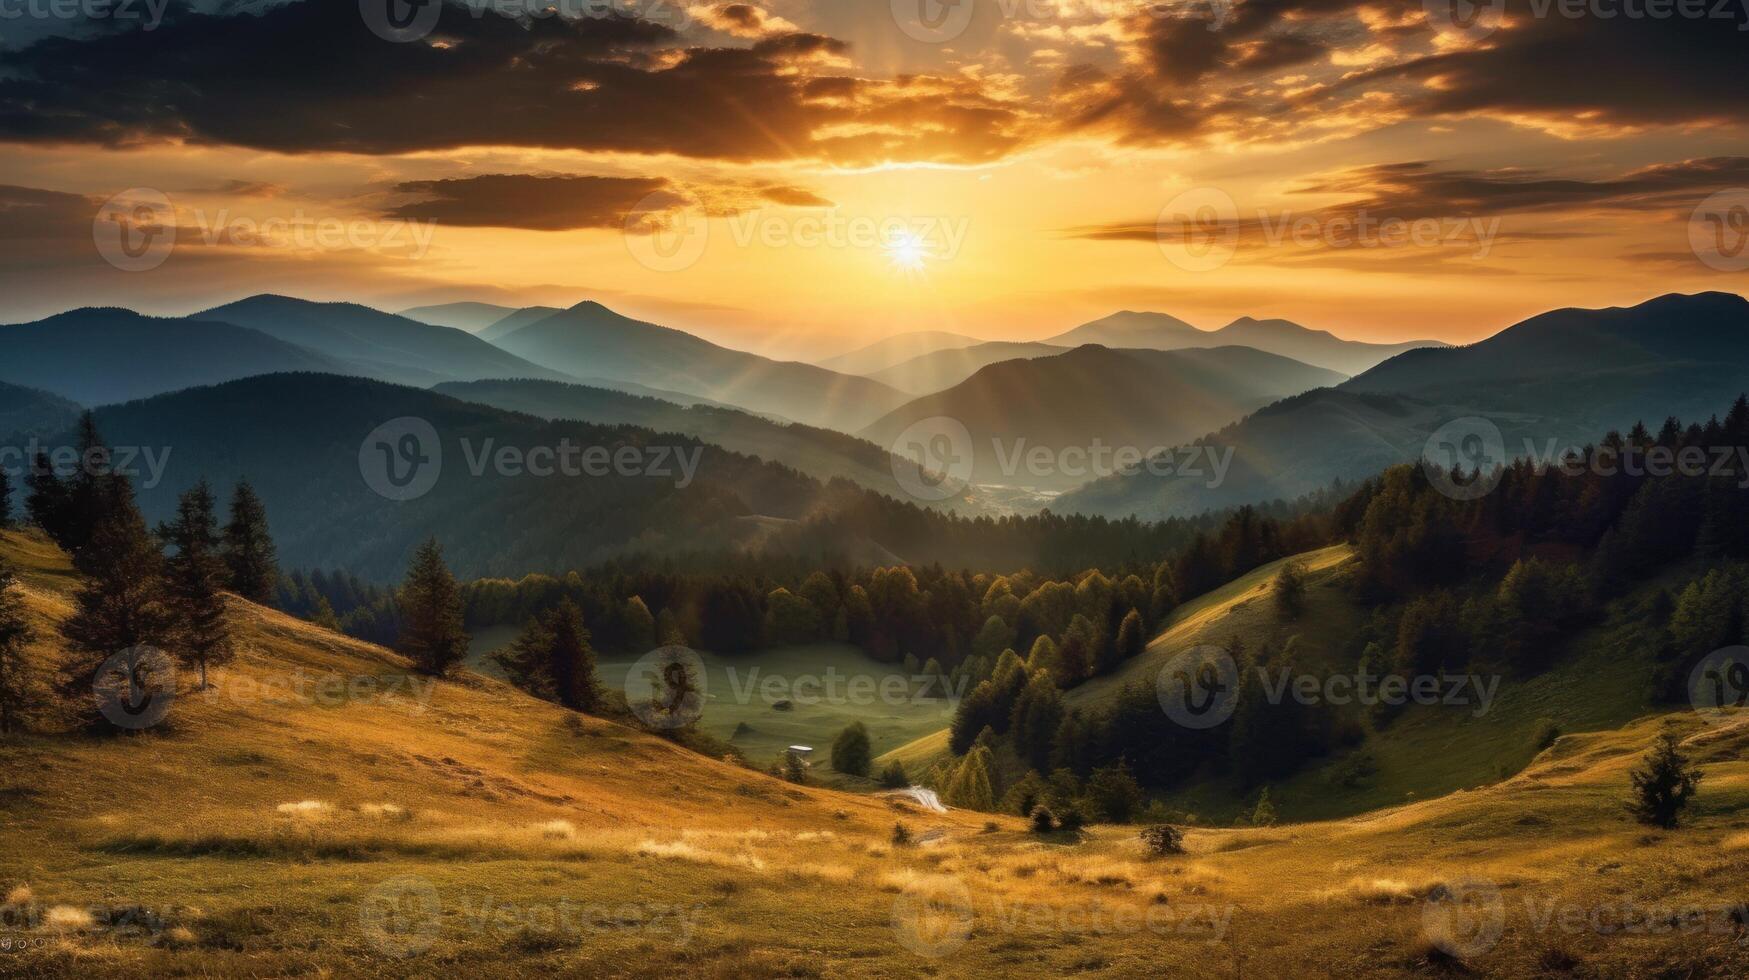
{"left": 191, "top": 295, "right": 576, "bottom": 388}
{"left": 1059, "top": 292, "right": 1749, "bottom": 520}
{"left": 865, "top": 341, "right": 1069, "bottom": 395}
{"left": 816, "top": 330, "right": 986, "bottom": 378}
{"left": 0, "top": 308, "right": 351, "bottom": 406}
{"left": 1048, "top": 311, "right": 1444, "bottom": 376}
{"left": 861, "top": 345, "right": 1347, "bottom": 491}
{"left": 396, "top": 301, "right": 521, "bottom": 332}
{"left": 488, "top": 301, "right": 912, "bottom": 432}
{"left": 0, "top": 380, "right": 81, "bottom": 444}
{"left": 432, "top": 378, "right": 985, "bottom": 512}
{"left": 5, "top": 525, "right": 1743, "bottom": 977}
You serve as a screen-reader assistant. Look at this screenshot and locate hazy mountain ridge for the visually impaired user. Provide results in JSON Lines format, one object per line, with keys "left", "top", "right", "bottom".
{"left": 816, "top": 329, "right": 986, "bottom": 377}
{"left": 1058, "top": 292, "right": 1749, "bottom": 519}
{"left": 1048, "top": 310, "right": 1445, "bottom": 376}
{"left": 0, "top": 307, "right": 352, "bottom": 405}
{"left": 488, "top": 300, "right": 913, "bottom": 433}
{"left": 192, "top": 294, "right": 576, "bottom": 387}
{"left": 862, "top": 344, "right": 1347, "bottom": 490}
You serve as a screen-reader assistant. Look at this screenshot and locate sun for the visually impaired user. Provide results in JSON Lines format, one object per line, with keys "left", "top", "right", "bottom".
{"left": 884, "top": 231, "right": 932, "bottom": 272}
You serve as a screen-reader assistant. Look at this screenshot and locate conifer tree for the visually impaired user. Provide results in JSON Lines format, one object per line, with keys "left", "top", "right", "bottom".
{"left": 159, "top": 480, "right": 234, "bottom": 690}
{"left": 396, "top": 538, "right": 469, "bottom": 676}
{"left": 58, "top": 476, "right": 177, "bottom": 731}
{"left": 222, "top": 480, "right": 279, "bottom": 604}
{"left": 1113, "top": 608, "right": 1145, "bottom": 666}
{"left": 1626, "top": 732, "right": 1701, "bottom": 829}
{"left": 1010, "top": 672, "right": 1065, "bottom": 771}
{"left": 545, "top": 598, "right": 603, "bottom": 713}
{"left": 0, "top": 558, "right": 38, "bottom": 734}
{"left": 24, "top": 450, "right": 69, "bottom": 544}
{"left": 0, "top": 464, "right": 12, "bottom": 529}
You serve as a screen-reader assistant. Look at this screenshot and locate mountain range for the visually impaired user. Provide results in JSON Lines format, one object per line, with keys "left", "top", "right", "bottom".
{"left": 861, "top": 345, "right": 1347, "bottom": 491}
{"left": 397, "top": 301, "right": 522, "bottom": 332}
{"left": 1059, "top": 292, "right": 1749, "bottom": 519}
{"left": 486, "top": 301, "right": 912, "bottom": 432}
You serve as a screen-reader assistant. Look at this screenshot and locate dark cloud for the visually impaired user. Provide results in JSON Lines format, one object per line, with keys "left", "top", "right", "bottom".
{"left": 380, "top": 173, "right": 836, "bottom": 228}
{"left": 0, "top": 185, "right": 95, "bottom": 241}
{"left": 384, "top": 174, "right": 676, "bottom": 230}
{"left": 0, "top": 0, "right": 1024, "bottom": 165}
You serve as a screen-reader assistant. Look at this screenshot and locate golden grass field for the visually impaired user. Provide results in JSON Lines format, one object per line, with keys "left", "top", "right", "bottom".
{"left": 1, "top": 528, "right": 1746, "bottom": 977}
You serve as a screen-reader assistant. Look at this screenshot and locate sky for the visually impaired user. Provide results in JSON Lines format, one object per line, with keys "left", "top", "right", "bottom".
{"left": 0, "top": 0, "right": 1746, "bottom": 359}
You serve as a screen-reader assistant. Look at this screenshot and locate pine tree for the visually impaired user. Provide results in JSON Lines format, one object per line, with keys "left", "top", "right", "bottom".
{"left": 492, "top": 616, "right": 558, "bottom": 701}
{"left": 396, "top": 538, "right": 469, "bottom": 676}
{"left": 58, "top": 476, "right": 177, "bottom": 731}
{"left": 623, "top": 595, "right": 656, "bottom": 650}
{"left": 24, "top": 451, "right": 69, "bottom": 543}
{"left": 1626, "top": 732, "right": 1701, "bottom": 829}
{"left": 222, "top": 481, "right": 279, "bottom": 605}
{"left": 158, "top": 480, "right": 234, "bottom": 690}
{"left": 944, "top": 745, "right": 995, "bottom": 810}
{"left": 61, "top": 412, "right": 114, "bottom": 560}
{"left": 545, "top": 598, "right": 603, "bottom": 713}
{"left": 0, "top": 558, "right": 38, "bottom": 734}
{"left": 0, "top": 463, "right": 12, "bottom": 529}
{"left": 831, "top": 721, "right": 873, "bottom": 776}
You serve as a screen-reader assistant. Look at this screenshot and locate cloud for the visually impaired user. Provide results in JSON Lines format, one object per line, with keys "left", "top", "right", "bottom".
{"left": 0, "top": 0, "right": 1027, "bottom": 166}
{"left": 693, "top": 3, "right": 800, "bottom": 38}
{"left": 380, "top": 173, "right": 836, "bottom": 229}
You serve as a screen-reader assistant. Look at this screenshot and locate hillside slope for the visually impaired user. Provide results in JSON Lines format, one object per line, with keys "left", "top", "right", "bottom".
{"left": 4, "top": 529, "right": 1743, "bottom": 978}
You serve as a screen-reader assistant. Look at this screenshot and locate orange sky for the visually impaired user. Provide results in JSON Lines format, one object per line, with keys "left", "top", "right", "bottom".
{"left": 0, "top": 0, "right": 1745, "bottom": 359}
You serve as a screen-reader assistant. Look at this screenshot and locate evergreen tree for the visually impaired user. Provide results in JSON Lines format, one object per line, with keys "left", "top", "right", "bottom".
{"left": 831, "top": 721, "right": 873, "bottom": 776}
{"left": 24, "top": 451, "right": 69, "bottom": 543}
{"left": 396, "top": 538, "right": 469, "bottom": 676}
{"left": 158, "top": 480, "right": 234, "bottom": 690}
{"left": 492, "top": 615, "right": 558, "bottom": 701}
{"left": 879, "top": 759, "right": 909, "bottom": 789}
{"left": 222, "top": 481, "right": 279, "bottom": 604}
{"left": 943, "top": 745, "right": 995, "bottom": 810}
{"left": 61, "top": 412, "right": 114, "bottom": 560}
{"left": 1626, "top": 732, "right": 1701, "bottom": 829}
{"left": 545, "top": 598, "right": 603, "bottom": 712}
{"left": 1248, "top": 787, "right": 1279, "bottom": 827}
{"left": 58, "top": 476, "right": 177, "bottom": 730}
{"left": 1084, "top": 760, "right": 1145, "bottom": 824}
{"left": 1113, "top": 608, "right": 1145, "bottom": 667}
{"left": 0, "top": 558, "right": 38, "bottom": 734}
{"left": 0, "top": 463, "right": 12, "bottom": 529}
{"left": 623, "top": 596, "right": 656, "bottom": 650}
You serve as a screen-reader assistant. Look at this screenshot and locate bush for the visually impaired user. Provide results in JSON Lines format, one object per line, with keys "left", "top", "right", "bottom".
{"left": 1626, "top": 732, "right": 1701, "bottom": 828}
{"left": 878, "top": 760, "right": 909, "bottom": 789}
{"left": 831, "top": 722, "right": 872, "bottom": 777}
{"left": 1056, "top": 807, "right": 1085, "bottom": 833}
{"left": 892, "top": 822, "right": 913, "bottom": 847}
{"left": 1029, "top": 806, "right": 1056, "bottom": 834}
{"left": 1138, "top": 825, "right": 1185, "bottom": 856}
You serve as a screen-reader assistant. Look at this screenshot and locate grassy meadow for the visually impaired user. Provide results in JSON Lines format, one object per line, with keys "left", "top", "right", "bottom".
{"left": 2, "top": 528, "right": 1746, "bottom": 977}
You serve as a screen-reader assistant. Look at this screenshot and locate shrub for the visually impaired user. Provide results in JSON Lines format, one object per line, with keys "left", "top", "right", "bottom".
{"left": 1138, "top": 825, "right": 1185, "bottom": 856}
{"left": 831, "top": 722, "right": 872, "bottom": 777}
{"left": 879, "top": 760, "right": 910, "bottom": 789}
{"left": 1030, "top": 806, "right": 1056, "bottom": 834}
{"left": 891, "top": 822, "right": 913, "bottom": 847}
{"left": 1056, "top": 807, "right": 1085, "bottom": 833}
